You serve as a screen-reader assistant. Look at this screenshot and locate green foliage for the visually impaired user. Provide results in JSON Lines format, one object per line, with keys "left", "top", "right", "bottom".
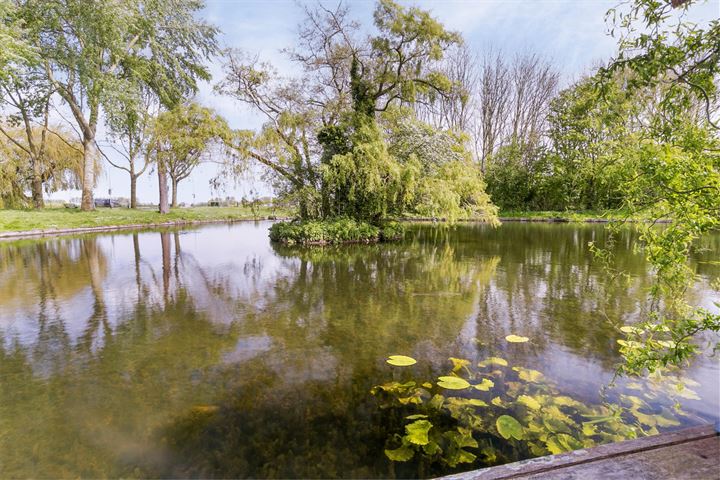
{"left": 383, "top": 107, "right": 498, "bottom": 223}
{"left": 0, "top": 0, "right": 35, "bottom": 80}
{"left": 597, "top": 0, "right": 720, "bottom": 372}
{"left": 221, "top": 1, "right": 498, "bottom": 227}
{"left": 321, "top": 121, "right": 412, "bottom": 222}
{"left": 372, "top": 355, "right": 701, "bottom": 470}
{"left": 268, "top": 217, "right": 405, "bottom": 246}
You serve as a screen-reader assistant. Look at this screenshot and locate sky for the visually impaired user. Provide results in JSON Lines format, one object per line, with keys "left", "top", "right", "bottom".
{"left": 46, "top": 0, "right": 720, "bottom": 205}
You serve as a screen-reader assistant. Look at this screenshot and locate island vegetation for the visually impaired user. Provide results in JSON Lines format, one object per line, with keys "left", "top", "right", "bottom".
{"left": 0, "top": 0, "right": 718, "bottom": 387}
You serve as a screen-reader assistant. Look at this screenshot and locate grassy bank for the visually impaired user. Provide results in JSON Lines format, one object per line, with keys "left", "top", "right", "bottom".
{"left": 498, "top": 210, "right": 633, "bottom": 222}
{"left": 0, "top": 206, "right": 289, "bottom": 234}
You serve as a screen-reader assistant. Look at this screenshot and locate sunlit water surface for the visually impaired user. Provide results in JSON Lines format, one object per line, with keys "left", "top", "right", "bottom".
{"left": 0, "top": 222, "right": 718, "bottom": 478}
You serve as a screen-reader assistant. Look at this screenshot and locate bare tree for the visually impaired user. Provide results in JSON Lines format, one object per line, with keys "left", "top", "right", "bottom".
{"left": 508, "top": 53, "right": 559, "bottom": 159}
{"left": 415, "top": 43, "right": 479, "bottom": 134}
{"left": 477, "top": 50, "right": 512, "bottom": 170}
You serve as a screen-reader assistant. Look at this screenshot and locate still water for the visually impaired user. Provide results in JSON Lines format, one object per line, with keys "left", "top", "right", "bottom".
{"left": 0, "top": 222, "right": 718, "bottom": 478}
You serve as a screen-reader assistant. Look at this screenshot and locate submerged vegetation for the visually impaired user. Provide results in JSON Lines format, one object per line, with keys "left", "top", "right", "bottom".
{"left": 373, "top": 353, "right": 702, "bottom": 474}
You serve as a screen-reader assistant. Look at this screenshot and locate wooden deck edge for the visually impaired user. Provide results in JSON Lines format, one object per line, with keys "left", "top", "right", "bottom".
{"left": 441, "top": 424, "right": 718, "bottom": 480}
{"left": 0, "top": 216, "right": 290, "bottom": 240}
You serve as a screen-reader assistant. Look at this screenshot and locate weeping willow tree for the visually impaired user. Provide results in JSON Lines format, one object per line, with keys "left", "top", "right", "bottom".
{"left": 0, "top": 124, "right": 86, "bottom": 208}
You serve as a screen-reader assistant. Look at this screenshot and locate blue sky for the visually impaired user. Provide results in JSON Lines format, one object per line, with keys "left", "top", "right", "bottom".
{"left": 50, "top": 0, "right": 720, "bottom": 205}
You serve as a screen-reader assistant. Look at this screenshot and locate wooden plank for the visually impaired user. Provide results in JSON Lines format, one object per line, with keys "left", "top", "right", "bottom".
{"left": 443, "top": 425, "right": 718, "bottom": 480}
{"left": 523, "top": 436, "right": 720, "bottom": 479}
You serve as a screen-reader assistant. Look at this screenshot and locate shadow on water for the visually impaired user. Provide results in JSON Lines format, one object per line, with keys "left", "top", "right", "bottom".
{"left": 0, "top": 222, "right": 717, "bottom": 478}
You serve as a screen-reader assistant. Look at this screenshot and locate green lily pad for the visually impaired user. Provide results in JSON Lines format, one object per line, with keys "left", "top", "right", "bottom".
{"left": 517, "top": 394, "right": 541, "bottom": 410}
{"left": 513, "top": 366, "right": 544, "bottom": 383}
{"left": 405, "top": 419, "right": 432, "bottom": 445}
{"left": 385, "top": 444, "right": 414, "bottom": 462}
{"left": 506, "top": 334, "right": 530, "bottom": 343}
{"left": 437, "top": 376, "right": 471, "bottom": 390}
{"left": 478, "top": 356, "right": 508, "bottom": 367}
{"left": 386, "top": 355, "right": 417, "bottom": 367}
{"left": 496, "top": 415, "right": 524, "bottom": 440}
{"left": 474, "top": 378, "right": 495, "bottom": 391}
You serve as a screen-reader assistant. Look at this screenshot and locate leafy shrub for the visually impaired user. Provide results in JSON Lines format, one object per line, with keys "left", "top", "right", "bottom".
{"left": 269, "top": 217, "right": 405, "bottom": 245}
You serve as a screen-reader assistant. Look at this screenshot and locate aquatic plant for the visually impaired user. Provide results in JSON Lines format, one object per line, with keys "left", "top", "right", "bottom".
{"left": 372, "top": 355, "right": 700, "bottom": 470}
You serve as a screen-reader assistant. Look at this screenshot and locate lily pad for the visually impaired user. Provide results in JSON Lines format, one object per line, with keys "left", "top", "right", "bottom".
{"left": 405, "top": 419, "right": 432, "bottom": 445}
{"left": 474, "top": 378, "right": 495, "bottom": 391}
{"left": 513, "top": 366, "right": 544, "bottom": 383}
{"left": 517, "top": 394, "right": 541, "bottom": 410}
{"left": 478, "top": 356, "right": 508, "bottom": 367}
{"left": 506, "top": 334, "right": 530, "bottom": 343}
{"left": 386, "top": 355, "right": 417, "bottom": 367}
{"left": 385, "top": 444, "right": 414, "bottom": 462}
{"left": 496, "top": 415, "right": 524, "bottom": 440}
{"left": 437, "top": 376, "right": 472, "bottom": 390}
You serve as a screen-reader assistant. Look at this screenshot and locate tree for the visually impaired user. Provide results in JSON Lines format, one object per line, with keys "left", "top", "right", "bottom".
{"left": 545, "top": 72, "right": 643, "bottom": 210}
{"left": 21, "top": 0, "right": 218, "bottom": 210}
{"left": 218, "top": 0, "right": 484, "bottom": 224}
{"left": 0, "top": 0, "right": 34, "bottom": 81}
{"left": 383, "top": 106, "right": 498, "bottom": 222}
{"left": 0, "top": 122, "right": 84, "bottom": 207}
{"left": 152, "top": 102, "right": 230, "bottom": 208}
{"left": 103, "top": 88, "right": 157, "bottom": 208}
{"left": 600, "top": 0, "right": 720, "bottom": 372}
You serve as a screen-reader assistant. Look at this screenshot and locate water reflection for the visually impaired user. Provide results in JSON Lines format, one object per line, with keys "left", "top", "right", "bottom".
{"left": 0, "top": 222, "right": 717, "bottom": 478}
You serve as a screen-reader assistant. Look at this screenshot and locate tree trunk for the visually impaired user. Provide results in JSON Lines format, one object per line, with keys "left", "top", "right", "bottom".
{"left": 81, "top": 138, "right": 97, "bottom": 211}
{"left": 158, "top": 160, "right": 169, "bottom": 214}
{"left": 171, "top": 177, "right": 178, "bottom": 208}
{"left": 130, "top": 174, "right": 138, "bottom": 209}
{"left": 31, "top": 170, "right": 44, "bottom": 209}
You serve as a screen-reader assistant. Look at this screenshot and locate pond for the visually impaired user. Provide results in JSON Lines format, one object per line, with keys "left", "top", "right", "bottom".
{"left": 0, "top": 221, "right": 718, "bottom": 478}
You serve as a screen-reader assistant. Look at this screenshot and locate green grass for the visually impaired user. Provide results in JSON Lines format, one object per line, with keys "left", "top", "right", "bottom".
{"left": 497, "top": 210, "right": 633, "bottom": 222}
{"left": 0, "top": 206, "right": 290, "bottom": 233}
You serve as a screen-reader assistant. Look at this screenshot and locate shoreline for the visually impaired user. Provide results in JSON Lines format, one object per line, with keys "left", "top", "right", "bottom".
{"left": 0, "top": 213, "right": 672, "bottom": 241}
{"left": 0, "top": 216, "right": 287, "bottom": 241}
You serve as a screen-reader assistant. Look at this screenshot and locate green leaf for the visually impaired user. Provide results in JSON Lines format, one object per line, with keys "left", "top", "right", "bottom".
{"left": 449, "top": 357, "right": 471, "bottom": 372}
{"left": 557, "top": 433, "right": 583, "bottom": 451}
{"left": 437, "top": 376, "right": 471, "bottom": 390}
{"left": 496, "top": 415, "right": 524, "bottom": 440}
{"left": 478, "top": 356, "right": 508, "bottom": 367}
{"left": 387, "top": 355, "right": 417, "bottom": 366}
{"left": 405, "top": 419, "right": 433, "bottom": 445}
{"left": 385, "top": 444, "right": 415, "bottom": 462}
{"left": 543, "top": 416, "right": 571, "bottom": 434}
{"left": 620, "top": 325, "right": 644, "bottom": 334}
{"left": 422, "top": 441, "right": 442, "bottom": 455}
{"left": 545, "top": 435, "right": 564, "bottom": 454}
{"left": 405, "top": 414, "right": 428, "bottom": 420}
{"left": 506, "top": 334, "right": 530, "bottom": 343}
{"left": 513, "top": 366, "right": 544, "bottom": 383}
{"left": 517, "top": 394, "right": 542, "bottom": 410}
{"left": 474, "top": 378, "right": 495, "bottom": 391}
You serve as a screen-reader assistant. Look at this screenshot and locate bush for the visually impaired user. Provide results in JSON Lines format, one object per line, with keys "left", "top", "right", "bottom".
{"left": 269, "top": 217, "right": 405, "bottom": 245}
